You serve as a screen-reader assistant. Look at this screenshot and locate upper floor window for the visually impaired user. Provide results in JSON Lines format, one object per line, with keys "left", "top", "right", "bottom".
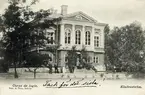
{"left": 48, "top": 53, "right": 53, "bottom": 62}
{"left": 47, "top": 32, "right": 54, "bottom": 44}
{"left": 85, "top": 31, "right": 91, "bottom": 45}
{"left": 65, "top": 29, "right": 71, "bottom": 44}
{"left": 94, "top": 36, "right": 99, "bottom": 47}
{"left": 45, "top": 29, "right": 55, "bottom": 44}
{"left": 75, "top": 30, "right": 81, "bottom": 44}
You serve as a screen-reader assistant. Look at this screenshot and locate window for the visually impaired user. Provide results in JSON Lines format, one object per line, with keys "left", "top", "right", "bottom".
{"left": 45, "top": 29, "right": 54, "bottom": 44}
{"left": 65, "top": 29, "right": 71, "bottom": 44}
{"left": 48, "top": 53, "right": 53, "bottom": 62}
{"left": 85, "top": 31, "right": 91, "bottom": 45}
{"left": 86, "top": 56, "right": 91, "bottom": 63}
{"left": 47, "top": 32, "right": 54, "bottom": 44}
{"left": 93, "top": 56, "right": 99, "bottom": 64}
{"left": 94, "top": 36, "right": 99, "bottom": 47}
{"left": 64, "top": 54, "right": 68, "bottom": 62}
{"left": 75, "top": 30, "right": 81, "bottom": 44}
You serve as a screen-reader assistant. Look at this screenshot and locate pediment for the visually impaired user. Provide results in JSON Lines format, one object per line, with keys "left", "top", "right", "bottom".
{"left": 63, "top": 11, "right": 97, "bottom": 23}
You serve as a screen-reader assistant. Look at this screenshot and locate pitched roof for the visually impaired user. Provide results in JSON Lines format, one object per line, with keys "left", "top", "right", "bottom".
{"left": 63, "top": 11, "right": 107, "bottom": 26}
{"left": 63, "top": 11, "right": 98, "bottom": 23}
{"left": 41, "top": 11, "right": 107, "bottom": 26}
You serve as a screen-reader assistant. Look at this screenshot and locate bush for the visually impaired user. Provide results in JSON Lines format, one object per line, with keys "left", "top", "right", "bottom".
{"left": 132, "top": 72, "right": 145, "bottom": 78}
{"left": 24, "top": 52, "right": 50, "bottom": 67}
{"left": 116, "top": 75, "right": 119, "bottom": 79}
{"left": 100, "top": 73, "right": 104, "bottom": 78}
{"left": 0, "top": 60, "right": 8, "bottom": 73}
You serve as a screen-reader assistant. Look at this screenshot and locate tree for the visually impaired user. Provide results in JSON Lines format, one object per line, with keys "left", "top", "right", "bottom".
{"left": 0, "top": 42, "right": 7, "bottom": 72}
{"left": 66, "top": 46, "right": 78, "bottom": 73}
{"left": 104, "top": 24, "right": 111, "bottom": 71}
{"left": 80, "top": 46, "right": 88, "bottom": 61}
{"left": 80, "top": 46, "right": 97, "bottom": 72}
{"left": 24, "top": 52, "right": 50, "bottom": 79}
{"left": 66, "top": 46, "right": 97, "bottom": 73}
{"left": 1, "top": 0, "right": 60, "bottom": 78}
{"left": 107, "top": 22, "right": 145, "bottom": 73}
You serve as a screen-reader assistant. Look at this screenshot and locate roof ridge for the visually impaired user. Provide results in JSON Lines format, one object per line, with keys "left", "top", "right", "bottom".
{"left": 63, "top": 11, "right": 98, "bottom": 23}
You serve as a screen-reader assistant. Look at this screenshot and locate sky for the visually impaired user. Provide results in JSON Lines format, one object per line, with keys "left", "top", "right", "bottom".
{"left": 0, "top": 0, "right": 145, "bottom": 28}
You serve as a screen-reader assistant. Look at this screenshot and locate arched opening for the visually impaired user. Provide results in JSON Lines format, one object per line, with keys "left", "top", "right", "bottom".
{"left": 75, "top": 30, "right": 81, "bottom": 44}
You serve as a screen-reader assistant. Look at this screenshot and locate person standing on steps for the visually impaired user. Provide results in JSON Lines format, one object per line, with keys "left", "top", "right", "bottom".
{"left": 54, "top": 62, "right": 59, "bottom": 73}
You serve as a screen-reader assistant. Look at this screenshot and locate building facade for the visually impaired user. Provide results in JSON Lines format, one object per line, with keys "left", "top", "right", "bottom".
{"left": 40, "top": 5, "right": 106, "bottom": 71}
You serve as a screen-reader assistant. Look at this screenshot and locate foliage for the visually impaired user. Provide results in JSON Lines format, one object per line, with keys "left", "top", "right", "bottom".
{"left": 66, "top": 46, "right": 97, "bottom": 73}
{"left": 100, "top": 73, "right": 104, "bottom": 78}
{"left": 79, "top": 46, "right": 97, "bottom": 72}
{"left": 104, "top": 25, "right": 111, "bottom": 70}
{"left": 66, "top": 46, "right": 78, "bottom": 73}
{"left": 106, "top": 22, "right": 145, "bottom": 73}
{"left": 24, "top": 52, "right": 50, "bottom": 78}
{"left": 80, "top": 46, "right": 88, "bottom": 61}
{"left": 0, "top": 60, "right": 8, "bottom": 72}
{"left": 24, "top": 52, "right": 50, "bottom": 67}
{"left": 132, "top": 72, "right": 145, "bottom": 78}
{"left": 1, "top": 0, "right": 60, "bottom": 78}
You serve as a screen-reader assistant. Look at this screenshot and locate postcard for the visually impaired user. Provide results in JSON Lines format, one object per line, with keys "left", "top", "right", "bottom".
{"left": 0, "top": 0, "right": 145, "bottom": 95}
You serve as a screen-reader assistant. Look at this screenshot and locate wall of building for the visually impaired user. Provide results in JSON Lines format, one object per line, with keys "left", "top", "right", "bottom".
{"left": 57, "top": 19, "right": 106, "bottom": 71}
{"left": 59, "top": 20, "right": 105, "bottom": 53}
{"left": 57, "top": 50, "right": 105, "bottom": 71}
{"left": 58, "top": 51, "right": 67, "bottom": 67}
{"left": 94, "top": 53, "right": 105, "bottom": 71}
{"left": 41, "top": 11, "right": 106, "bottom": 71}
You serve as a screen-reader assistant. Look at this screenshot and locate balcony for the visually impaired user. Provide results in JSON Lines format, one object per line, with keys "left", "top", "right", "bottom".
{"left": 94, "top": 47, "right": 104, "bottom": 53}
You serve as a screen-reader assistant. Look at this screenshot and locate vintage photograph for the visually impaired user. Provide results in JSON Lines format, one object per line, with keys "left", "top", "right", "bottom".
{"left": 0, "top": 0, "right": 145, "bottom": 95}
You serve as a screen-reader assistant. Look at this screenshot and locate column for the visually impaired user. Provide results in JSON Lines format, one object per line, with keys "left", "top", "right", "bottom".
{"left": 81, "top": 26, "right": 85, "bottom": 46}
{"left": 71, "top": 24, "right": 75, "bottom": 45}
{"left": 92, "top": 27, "right": 95, "bottom": 50}
{"left": 101, "top": 27, "right": 105, "bottom": 49}
{"left": 60, "top": 24, "right": 65, "bottom": 47}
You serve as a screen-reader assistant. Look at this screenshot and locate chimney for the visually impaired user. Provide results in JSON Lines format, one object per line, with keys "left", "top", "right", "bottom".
{"left": 61, "top": 5, "right": 68, "bottom": 15}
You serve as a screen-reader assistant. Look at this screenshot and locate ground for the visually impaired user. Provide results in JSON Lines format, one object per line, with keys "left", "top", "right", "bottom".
{"left": 0, "top": 78, "right": 145, "bottom": 95}
{"left": 0, "top": 70, "right": 145, "bottom": 95}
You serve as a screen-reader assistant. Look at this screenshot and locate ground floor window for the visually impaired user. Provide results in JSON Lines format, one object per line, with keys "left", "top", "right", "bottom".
{"left": 86, "top": 56, "right": 91, "bottom": 63}
{"left": 48, "top": 53, "right": 53, "bottom": 62}
{"left": 94, "top": 56, "right": 99, "bottom": 64}
{"left": 64, "top": 54, "right": 68, "bottom": 63}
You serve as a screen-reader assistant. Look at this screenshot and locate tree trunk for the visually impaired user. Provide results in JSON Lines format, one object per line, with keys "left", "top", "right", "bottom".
{"left": 68, "top": 66, "right": 74, "bottom": 73}
{"left": 72, "top": 66, "right": 75, "bottom": 73}
{"left": 14, "top": 61, "right": 18, "bottom": 78}
{"left": 34, "top": 69, "right": 36, "bottom": 79}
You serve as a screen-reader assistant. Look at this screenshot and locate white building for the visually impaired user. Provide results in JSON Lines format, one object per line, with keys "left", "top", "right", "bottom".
{"left": 40, "top": 5, "right": 107, "bottom": 71}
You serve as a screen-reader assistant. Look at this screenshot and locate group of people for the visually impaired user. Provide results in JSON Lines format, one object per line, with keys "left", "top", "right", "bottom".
{"left": 44, "top": 57, "right": 97, "bottom": 74}
{"left": 43, "top": 61, "right": 60, "bottom": 74}
{"left": 76, "top": 58, "right": 97, "bottom": 72}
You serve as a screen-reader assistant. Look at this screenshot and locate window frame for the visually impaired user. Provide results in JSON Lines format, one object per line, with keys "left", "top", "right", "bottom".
{"left": 48, "top": 53, "right": 53, "bottom": 62}
{"left": 45, "top": 29, "right": 55, "bottom": 45}
{"left": 85, "top": 31, "right": 91, "bottom": 45}
{"left": 64, "top": 54, "right": 68, "bottom": 63}
{"left": 94, "top": 35, "right": 100, "bottom": 47}
{"left": 65, "top": 28, "right": 71, "bottom": 44}
{"left": 93, "top": 56, "right": 99, "bottom": 64}
{"left": 75, "top": 29, "right": 81, "bottom": 45}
